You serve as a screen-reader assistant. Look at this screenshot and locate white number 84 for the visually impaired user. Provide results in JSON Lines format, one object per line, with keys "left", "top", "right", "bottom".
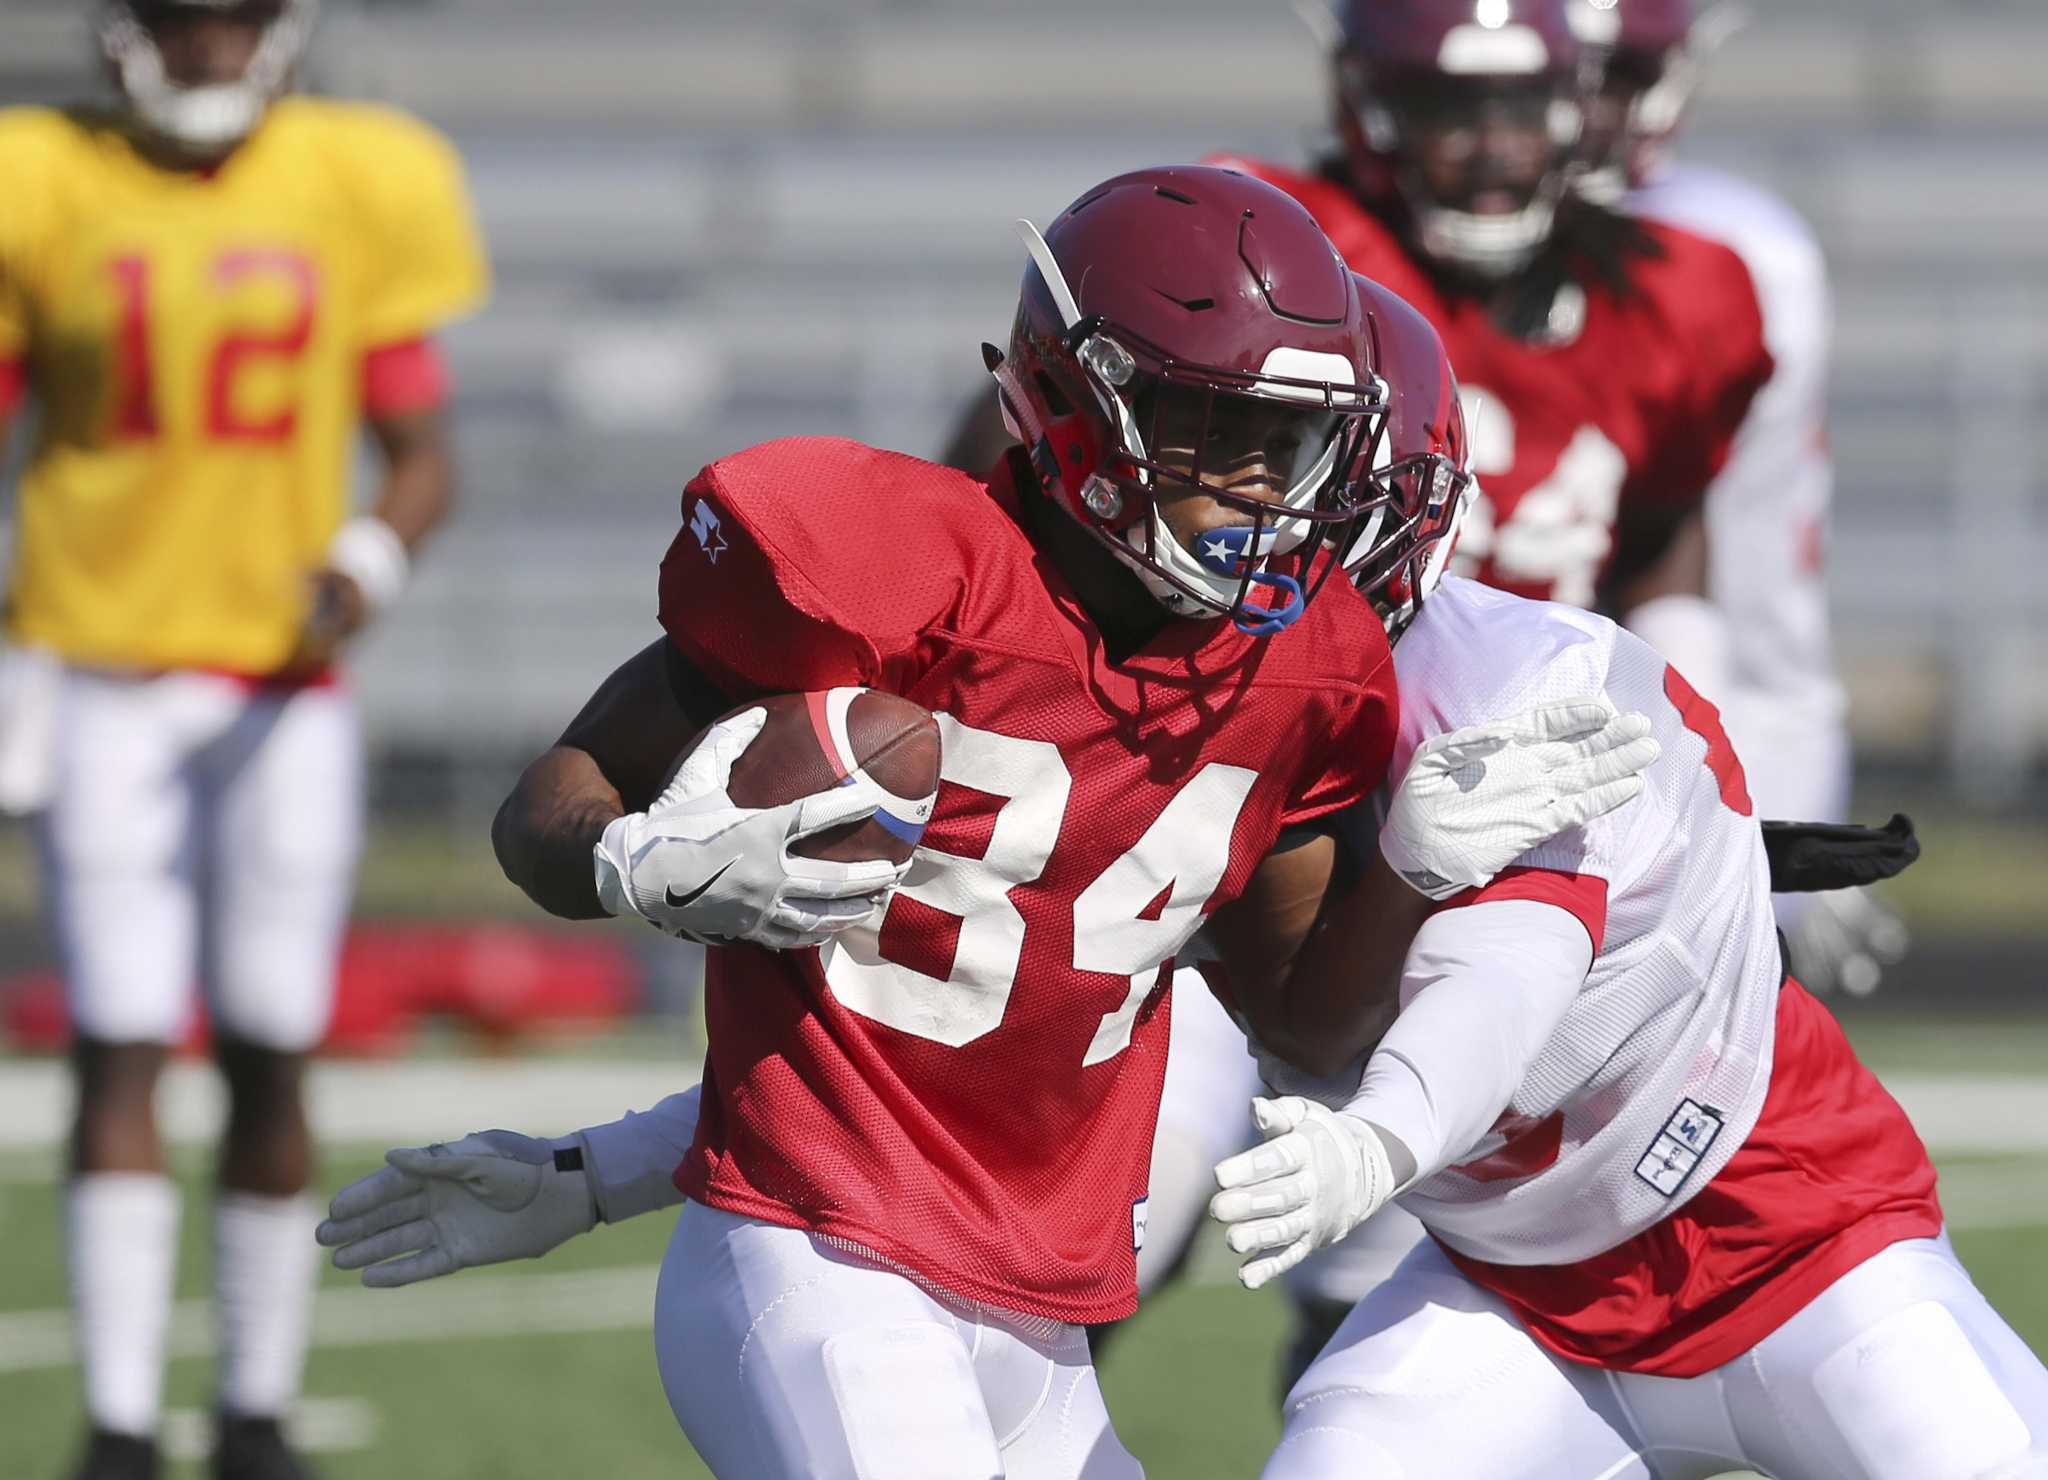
{"left": 1451, "top": 385, "right": 1628, "bottom": 609}
{"left": 822, "top": 714, "right": 1255, "bottom": 1067}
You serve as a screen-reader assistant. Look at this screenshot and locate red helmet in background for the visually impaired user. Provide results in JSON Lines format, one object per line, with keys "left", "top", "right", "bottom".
{"left": 1568, "top": 0, "right": 1738, "bottom": 198}
{"left": 1339, "top": 276, "right": 1475, "bottom": 635}
{"left": 99, "top": 0, "right": 316, "bottom": 156}
{"left": 1334, "top": 0, "right": 1590, "bottom": 278}
{"left": 990, "top": 166, "right": 1393, "bottom": 635}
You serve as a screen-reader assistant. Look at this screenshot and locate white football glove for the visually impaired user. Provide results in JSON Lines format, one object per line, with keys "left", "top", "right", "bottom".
{"left": 1783, "top": 886, "right": 1909, "bottom": 998}
{"left": 316, "top": 1130, "right": 598, "bottom": 1288}
{"left": 594, "top": 705, "right": 916, "bottom": 950}
{"left": 1381, "top": 698, "right": 1659, "bottom": 900}
{"left": 1209, "top": 1096, "right": 1398, "bottom": 1291}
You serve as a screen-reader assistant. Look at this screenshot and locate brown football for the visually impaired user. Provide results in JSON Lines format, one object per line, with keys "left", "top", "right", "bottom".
{"left": 705, "top": 689, "right": 942, "bottom": 864}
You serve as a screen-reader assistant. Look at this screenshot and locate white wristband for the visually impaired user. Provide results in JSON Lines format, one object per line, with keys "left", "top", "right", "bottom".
{"left": 327, "top": 516, "right": 410, "bottom": 614}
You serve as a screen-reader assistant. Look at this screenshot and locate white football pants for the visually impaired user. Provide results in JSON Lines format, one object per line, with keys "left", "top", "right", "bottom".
{"left": 655, "top": 1201, "right": 1145, "bottom": 1480}
{"left": 1140, "top": 970, "right": 1263, "bottom": 1293}
{"left": 37, "top": 666, "right": 362, "bottom": 1051}
{"left": 1267, "top": 1233, "right": 2048, "bottom": 1480}
{"left": 1151, "top": 973, "right": 1431, "bottom": 1315}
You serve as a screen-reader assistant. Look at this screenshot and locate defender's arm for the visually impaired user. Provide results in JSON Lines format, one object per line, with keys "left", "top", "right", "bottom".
{"left": 1214, "top": 701, "right": 1656, "bottom": 1078}
{"left": 1209, "top": 898, "right": 1592, "bottom": 1288}
{"left": 1206, "top": 835, "right": 1431, "bottom": 1080}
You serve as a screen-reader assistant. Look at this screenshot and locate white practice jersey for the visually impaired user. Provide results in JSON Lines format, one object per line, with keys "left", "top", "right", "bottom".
{"left": 1632, "top": 163, "right": 1848, "bottom": 822}
{"left": 1390, "top": 578, "right": 1784, "bottom": 1265}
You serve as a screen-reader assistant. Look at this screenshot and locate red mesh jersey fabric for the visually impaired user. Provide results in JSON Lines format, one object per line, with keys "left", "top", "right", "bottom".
{"left": 659, "top": 437, "right": 1397, "bottom": 1322}
{"left": 1443, "top": 980, "right": 1943, "bottom": 1377}
{"left": 1211, "top": 155, "right": 1773, "bottom": 608}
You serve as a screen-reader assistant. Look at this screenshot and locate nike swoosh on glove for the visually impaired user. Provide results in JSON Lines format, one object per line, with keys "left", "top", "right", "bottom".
{"left": 1209, "top": 1097, "right": 1397, "bottom": 1291}
{"left": 316, "top": 1130, "right": 598, "bottom": 1288}
{"left": 1380, "top": 697, "right": 1659, "bottom": 900}
{"left": 593, "top": 706, "right": 916, "bottom": 950}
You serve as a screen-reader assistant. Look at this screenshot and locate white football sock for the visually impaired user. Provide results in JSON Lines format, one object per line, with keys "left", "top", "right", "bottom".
{"left": 66, "top": 1173, "right": 182, "bottom": 1437}
{"left": 215, "top": 1191, "right": 321, "bottom": 1419}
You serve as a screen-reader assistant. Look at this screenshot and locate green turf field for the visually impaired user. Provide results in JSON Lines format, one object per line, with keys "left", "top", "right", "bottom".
{"left": 2, "top": 808, "right": 2044, "bottom": 1476}
{"left": 1, "top": 1134, "right": 2042, "bottom": 1479}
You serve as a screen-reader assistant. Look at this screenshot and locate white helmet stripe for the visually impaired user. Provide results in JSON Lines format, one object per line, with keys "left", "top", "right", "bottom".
{"left": 1014, "top": 219, "right": 1085, "bottom": 332}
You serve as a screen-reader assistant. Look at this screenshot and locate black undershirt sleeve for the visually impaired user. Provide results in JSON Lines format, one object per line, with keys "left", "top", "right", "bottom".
{"left": 662, "top": 639, "right": 734, "bottom": 731}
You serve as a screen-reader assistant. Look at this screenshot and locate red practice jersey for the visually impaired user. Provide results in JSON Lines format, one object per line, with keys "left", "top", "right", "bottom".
{"left": 658, "top": 438, "right": 1397, "bottom": 1323}
{"left": 1214, "top": 157, "right": 1772, "bottom": 609}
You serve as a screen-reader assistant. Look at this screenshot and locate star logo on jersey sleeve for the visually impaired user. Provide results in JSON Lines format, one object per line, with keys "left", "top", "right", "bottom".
{"left": 689, "top": 498, "right": 728, "bottom": 565}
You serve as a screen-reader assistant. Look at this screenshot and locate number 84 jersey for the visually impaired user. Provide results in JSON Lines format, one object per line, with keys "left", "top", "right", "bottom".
{"left": 657, "top": 438, "right": 1397, "bottom": 1324}
{"left": 1213, "top": 157, "right": 1773, "bottom": 609}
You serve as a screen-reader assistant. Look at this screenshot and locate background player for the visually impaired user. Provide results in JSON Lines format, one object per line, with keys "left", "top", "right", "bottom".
{"left": 0, "top": 3, "right": 488, "bottom": 1475}
{"left": 1205, "top": 283, "right": 2048, "bottom": 1480}
{"left": 316, "top": 168, "right": 1654, "bottom": 1479}
{"left": 937, "top": 0, "right": 1800, "bottom": 1384}
{"left": 1566, "top": 0, "right": 1906, "bottom": 999}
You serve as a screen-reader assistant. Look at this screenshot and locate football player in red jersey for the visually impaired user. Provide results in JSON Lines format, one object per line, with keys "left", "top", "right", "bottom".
{"left": 1217, "top": 0, "right": 1773, "bottom": 632}
{"left": 314, "top": 167, "right": 1656, "bottom": 1478}
{"left": 1207, "top": 280, "right": 2048, "bottom": 1480}
{"left": 937, "top": 0, "right": 1795, "bottom": 1387}
{"left": 1566, "top": 0, "right": 1908, "bottom": 1001}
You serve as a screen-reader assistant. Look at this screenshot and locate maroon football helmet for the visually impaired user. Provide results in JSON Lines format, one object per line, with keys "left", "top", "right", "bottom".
{"left": 1569, "top": 0, "right": 1729, "bottom": 199}
{"left": 988, "top": 165, "right": 1393, "bottom": 635}
{"left": 1338, "top": 276, "right": 1475, "bottom": 634}
{"left": 1333, "top": 0, "right": 1589, "bottom": 278}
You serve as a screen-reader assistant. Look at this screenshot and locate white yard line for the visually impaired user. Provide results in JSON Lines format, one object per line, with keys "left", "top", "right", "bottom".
{"left": 0, "top": 1058, "right": 701, "bottom": 1151}
{"left": 0, "top": 1156, "right": 2044, "bottom": 1375}
{"left": 6, "top": 1177, "right": 2045, "bottom": 1377}
{"left": 0, "top": 1263, "right": 660, "bottom": 1374}
{"left": 0, "top": 1060, "right": 2041, "bottom": 1154}
{"left": 160, "top": 1398, "right": 381, "bottom": 1460}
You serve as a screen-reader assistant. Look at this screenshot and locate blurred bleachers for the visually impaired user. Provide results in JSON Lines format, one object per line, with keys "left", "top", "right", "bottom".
{"left": 4, "top": 0, "right": 2045, "bottom": 809}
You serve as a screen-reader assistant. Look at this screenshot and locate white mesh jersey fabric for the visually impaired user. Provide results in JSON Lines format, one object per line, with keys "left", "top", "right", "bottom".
{"left": 1388, "top": 578, "right": 1783, "bottom": 1265}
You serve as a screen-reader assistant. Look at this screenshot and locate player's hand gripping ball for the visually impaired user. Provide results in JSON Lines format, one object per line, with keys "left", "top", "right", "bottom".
{"left": 594, "top": 688, "right": 941, "bottom": 950}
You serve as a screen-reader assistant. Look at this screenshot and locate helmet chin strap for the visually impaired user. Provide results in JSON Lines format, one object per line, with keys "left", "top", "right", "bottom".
{"left": 1194, "top": 525, "right": 1306, "bottom": 635}
{"left": 1012, "top": 216, "right": 1285, "bottom": 625}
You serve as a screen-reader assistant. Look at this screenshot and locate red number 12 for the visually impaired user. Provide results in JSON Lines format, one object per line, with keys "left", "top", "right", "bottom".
{"left": 108, "top": 251, "right": 318, "bottom": 445}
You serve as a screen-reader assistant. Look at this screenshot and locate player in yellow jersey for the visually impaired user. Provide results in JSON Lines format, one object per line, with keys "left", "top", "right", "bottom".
{"left": 0, "top": 5, "right": 488, "bottom": 1477}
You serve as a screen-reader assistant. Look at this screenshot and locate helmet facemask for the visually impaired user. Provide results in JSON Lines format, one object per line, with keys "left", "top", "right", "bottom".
{"left": 1575, "top": 42, "right": 1694, "bottom": 201}
{"left": 100, "top": 0, "right": 315, "bottom": 157}
{"left": 1109, "top": 347, "right": 1391, "bottom": 634}
{"left": 1359, "top": 70, "right": 1585, "bottom": 279}
{"left": 1342, "top": 442, "right": 1475, "bottom": 638}
{"left": 993, "top": 223, "right": 1391, "bottom": 637}
{"left": 1570, "top": 1, "right": 1744, "bottom": 199}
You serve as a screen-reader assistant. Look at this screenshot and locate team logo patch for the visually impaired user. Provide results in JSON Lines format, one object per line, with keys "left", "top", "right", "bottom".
{"left": 689, "top": 498, "right": 727, "bottom": 564}
{"left": 1131, "top": 1195, "right": 1149, "bottom": 1254}
{"left": 1633, "top": 1098, "right": 1725, "bottom": 1198}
